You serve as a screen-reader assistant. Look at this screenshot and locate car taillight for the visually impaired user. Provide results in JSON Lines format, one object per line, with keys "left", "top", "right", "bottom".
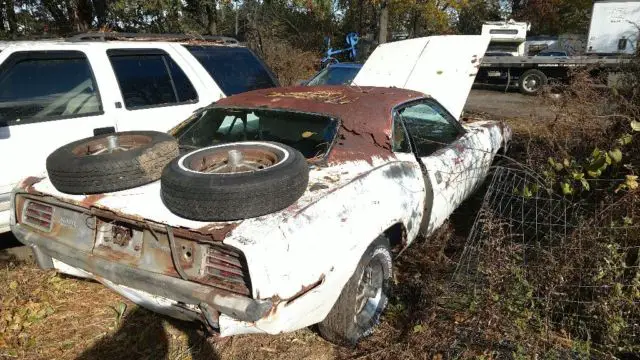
{"left": 22, "top": 200, "right": 54, "bottom": 232}
{"left": 203, "top": 245, "right": 251, "bottom": 295}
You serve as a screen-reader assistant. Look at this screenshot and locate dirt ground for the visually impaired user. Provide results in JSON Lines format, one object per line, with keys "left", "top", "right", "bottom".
{"left": 464, "top": 88, "right": 556, "bottom": 122}
{"left": 0, "top": 89, "right": 557, "bottom": 360}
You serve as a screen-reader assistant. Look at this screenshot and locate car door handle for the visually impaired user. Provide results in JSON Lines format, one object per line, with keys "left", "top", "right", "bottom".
{"left": 93, "top": 127, "right": 116, "bottom": 136}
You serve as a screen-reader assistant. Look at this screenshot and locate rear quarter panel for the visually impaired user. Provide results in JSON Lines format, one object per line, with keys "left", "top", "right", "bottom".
{"left": 222, "top": 155, "right": 425, "bottom": 333}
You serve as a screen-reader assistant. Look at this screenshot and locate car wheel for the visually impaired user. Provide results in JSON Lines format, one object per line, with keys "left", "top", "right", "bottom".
{"left": 519, "top": 69, "right": 548, "bottom": 95}
{"left": 161, "top": 141, "right": 309, "bottom": 221}
{"left": 46, "top": 131, "right": 178, "bottom": 194}
{"left": 318, "top": 235, "right": 392, "bottom": 346}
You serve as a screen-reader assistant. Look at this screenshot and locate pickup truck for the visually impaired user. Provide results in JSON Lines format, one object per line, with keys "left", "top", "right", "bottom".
{"left": 10, "top": 35, "right": 510, "bottom": 345}
{"left": 0, "top": 32, "right": 278, "bottom": 233}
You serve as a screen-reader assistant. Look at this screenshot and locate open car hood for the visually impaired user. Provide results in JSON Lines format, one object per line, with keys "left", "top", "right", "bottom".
{"left": 352, "top": 35, "right": 490, "bottom": 120}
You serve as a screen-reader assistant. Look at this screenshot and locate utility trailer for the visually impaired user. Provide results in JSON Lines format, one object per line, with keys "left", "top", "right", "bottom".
{"left": 476, "top": 56, "right": 627, "bottom": 95}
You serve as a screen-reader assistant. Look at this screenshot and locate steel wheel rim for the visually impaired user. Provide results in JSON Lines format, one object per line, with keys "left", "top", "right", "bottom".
{"left": 72, "top": 135, "right": 152, "bottom": 156}
{"left": 186, "top": 148, "right": 281, "bottom": 174}
{"left": 523, "top": 75, "right": 541, "bottom": 92}
{"left": 354, "top": 259, "right": 385, "bottom": 327}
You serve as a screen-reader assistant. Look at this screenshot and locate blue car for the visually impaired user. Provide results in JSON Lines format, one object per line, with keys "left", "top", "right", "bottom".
{"left": 305, "top": 63, "right": 363, "bottom": 86}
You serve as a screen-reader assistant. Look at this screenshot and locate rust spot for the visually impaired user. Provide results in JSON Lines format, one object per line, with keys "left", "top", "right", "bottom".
{"left": 284, "top": 274, "right": 325, "bottom": 306}
{"left": 195, "top": 222, "right": 239, "bottom": 241}
{"left": 80, "top": 194, "right": 106, "bottom": 208}
{"left": 309, "top": 183, "right": 329, "bottom": 192}
{"left": 20, "top": 176, "right": 44, "bottom": 193}
{"left": 266, "top": 90, "right": 353, "bottom": 104}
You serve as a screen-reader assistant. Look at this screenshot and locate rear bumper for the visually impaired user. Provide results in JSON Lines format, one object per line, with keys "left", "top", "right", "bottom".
{"left": 11, "top": 223, "right": 272, "bottom": 327}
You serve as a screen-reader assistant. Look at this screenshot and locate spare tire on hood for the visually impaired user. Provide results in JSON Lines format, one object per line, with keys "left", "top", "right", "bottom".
{"left": 46, "top": 131, "right": 179, "bottom": 194}
{"left": 161, "top": 142, "right": 309, "bottom": 221}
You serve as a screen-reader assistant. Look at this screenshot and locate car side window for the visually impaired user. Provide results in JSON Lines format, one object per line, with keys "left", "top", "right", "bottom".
{"left": 391, "top": 113, "right": 411, "bottom": 153}
{"left": 0, "top": 51, "right": 103, "bottom": 126}
{"left": 398, "top": 101, "right": 462, "bottom": 157}
{"left": 107, "top": 49, "right": 198, "bottom": 110}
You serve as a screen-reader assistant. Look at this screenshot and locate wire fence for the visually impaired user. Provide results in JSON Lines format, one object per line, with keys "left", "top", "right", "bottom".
{"left": 452, "top": 166, "right": 639, "bottom": 355}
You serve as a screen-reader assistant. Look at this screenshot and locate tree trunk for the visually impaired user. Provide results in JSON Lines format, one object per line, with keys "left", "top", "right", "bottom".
{"left": 92, "top": 0, "right": 107, "bottom": 28}
{"left": 43, "top": 0, "right": 73, "bottom": 33}
{"left": 74, "top": 0, "right": 93, "bottom": 32}
{"left": 5, "top": 0, "right": 17, "bottom": 34}
{"left": 206, "top": 1, "right": 217, "bottom": 35}
{"left": 378, "top": 0, "right": 388, "bottom": 44}
{"left": 235, "top": 0, "right": 239, "bottom": 36}
{"left": 357, "top": 0, "right": 363, "bottom": 34}
{"left": 0, "top": 0, "right": 7, "bottom": 33}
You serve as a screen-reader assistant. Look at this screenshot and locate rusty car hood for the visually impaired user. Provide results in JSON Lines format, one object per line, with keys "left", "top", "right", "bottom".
{"left": 25, "top": 158, "right": 393, "bottom": 239}
{"left": 352, "top": 35, "right": 490, "bottom": 121}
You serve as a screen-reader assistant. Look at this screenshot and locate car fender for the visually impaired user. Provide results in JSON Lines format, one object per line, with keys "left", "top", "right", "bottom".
{"left": 222, "top": 159, "right": 425, "bottom": 333}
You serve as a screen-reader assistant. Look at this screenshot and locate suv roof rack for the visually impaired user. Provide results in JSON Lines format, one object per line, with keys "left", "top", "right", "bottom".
{"left": 66, "top": 32, "right": 239, "bottom": 45}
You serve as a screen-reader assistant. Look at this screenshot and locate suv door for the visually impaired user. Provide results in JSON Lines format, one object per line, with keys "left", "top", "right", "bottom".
{"left": 0, "top": 49, "right": 115, "bottom": 217}
{"left": 107, "top": 48, "right": 208, "bottom": 133}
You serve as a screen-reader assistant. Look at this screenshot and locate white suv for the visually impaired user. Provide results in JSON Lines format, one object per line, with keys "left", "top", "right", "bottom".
{"left": 0, "top": 33, "right": 278, "bottom": 233}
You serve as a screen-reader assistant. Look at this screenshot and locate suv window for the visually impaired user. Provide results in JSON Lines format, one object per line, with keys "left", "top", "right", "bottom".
{"left": 107, "top": 49, "right": 198, "bottom": 110}
{"left": 0, "top": 51, "right": 102, "bottom": 126}
{"left": 184, "top": 45, "right": 277, "bottom": 95}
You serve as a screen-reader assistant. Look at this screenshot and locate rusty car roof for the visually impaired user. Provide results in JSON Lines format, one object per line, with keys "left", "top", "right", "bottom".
{"left": 215, "top": 85, "right": 427, "bottom": 163}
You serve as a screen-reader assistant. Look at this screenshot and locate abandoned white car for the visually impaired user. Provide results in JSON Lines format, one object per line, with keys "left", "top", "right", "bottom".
{"left": 10, "top": 35, "right": 510, "bottom": 345}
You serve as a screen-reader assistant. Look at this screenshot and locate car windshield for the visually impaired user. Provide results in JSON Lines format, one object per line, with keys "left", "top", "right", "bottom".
{"left": 174, "top": 108, "right": 338, "bottom": 159}
{"left": 307, "top": 66, "right": 360, "bottom": 86}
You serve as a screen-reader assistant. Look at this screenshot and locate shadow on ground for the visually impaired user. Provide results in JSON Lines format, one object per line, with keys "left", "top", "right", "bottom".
{"left": 0, "top": 231, "right": 33, "bottom": 265}
{"left": 75, "top": 307, "right": 220, "bottom": 360}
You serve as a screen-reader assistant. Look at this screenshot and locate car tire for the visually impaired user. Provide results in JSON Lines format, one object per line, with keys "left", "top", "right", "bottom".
{"left": 46, "top": 131, "right": 178, "bottom": 195}
{"left": 318, "top": 235, "right": 392, "bottom": 346}
{"left": 161, "top": 142, "right": 309, "bottom": 221}
{"left": 519, "top": 69, "right": 548, "bottom": 95}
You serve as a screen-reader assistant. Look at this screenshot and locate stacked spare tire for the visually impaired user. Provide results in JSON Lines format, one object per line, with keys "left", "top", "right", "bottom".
{"left": 46, "top": 132, "right": 309, "bottom": 221}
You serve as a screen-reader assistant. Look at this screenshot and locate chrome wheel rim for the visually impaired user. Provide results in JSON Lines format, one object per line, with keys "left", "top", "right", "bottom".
{"left": 355, "top": 259, "right": 384, "bottom": 327}
{"left": 187, "top": 148, "right": 280, "bottom": 174}
{"left": 73, "top": 135, "right": 152, "bottom": 156}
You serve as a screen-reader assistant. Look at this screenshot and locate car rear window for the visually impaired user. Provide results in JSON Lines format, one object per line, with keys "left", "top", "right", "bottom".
{"left": 184, "top": 45, "right": 277, "bottom": 95}
{"left": 174, "top": 107, "right": 337, "bottom": 159}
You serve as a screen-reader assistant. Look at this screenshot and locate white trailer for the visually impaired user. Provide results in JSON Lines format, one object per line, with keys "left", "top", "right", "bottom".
{"left": 586, "top": 0, "right": 640, "bottom": 55}
{"left": 481, "top": 20, "right": 530, "bottom": 56}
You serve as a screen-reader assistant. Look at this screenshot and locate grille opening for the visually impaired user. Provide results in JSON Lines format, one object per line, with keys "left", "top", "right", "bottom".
{"left": 22, "top": 200, "right": 54, "bottom": 232}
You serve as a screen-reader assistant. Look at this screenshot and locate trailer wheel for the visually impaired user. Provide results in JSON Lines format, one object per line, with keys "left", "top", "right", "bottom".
{"left": 519, "top": 69, "right": 548, "bottom": 95}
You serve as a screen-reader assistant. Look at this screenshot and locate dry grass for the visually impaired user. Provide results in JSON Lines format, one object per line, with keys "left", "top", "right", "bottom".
{"left": 0, "top": 256, "right": 339, "bottom": 360}
{"left": 0, "top": 211, "right": 484, "bottom": 360}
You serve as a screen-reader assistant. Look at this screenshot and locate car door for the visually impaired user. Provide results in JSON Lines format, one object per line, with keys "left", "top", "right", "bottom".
{"left": 0, "top": 48, "right": 116, "bottom": 201}
{"left": 105, "top": 47, "right": 213, "bottom": 133}
{"left": 395, "top": 99, "right": 481, "bottom": 233}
